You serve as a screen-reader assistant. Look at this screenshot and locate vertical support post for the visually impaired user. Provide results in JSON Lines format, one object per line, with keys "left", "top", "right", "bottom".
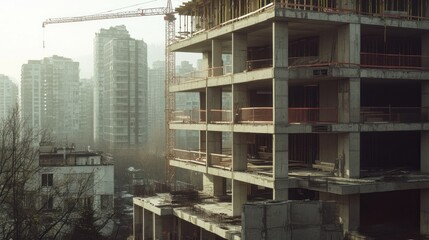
{"left": 232, "top": 133, "right": 248, "bottom": 171}
{"left": 422, "top": 34, "right": 429, "bottom": 68}
{"left": 232, "top": 180, "right": 248, "bottom": 216}
{"left": 133, "top": 205, "right": 143, "bottom": 240}
{"left": 338, "top": 133, "right": 360, "bottom": 178}
{"left": 202, "top": 52, "right": 212, "bottom": 78}
{"left": 143, "top": 209, "right": 153, "bottom": 239}
{"left": 232, "top": 33, "right": 248, "bottom": 73}
{"left": 337, "top": 23, "right": 361, "bottom": 65}
{"left": 272, "top": 21, "right": 289, "bottom": 200}
{"left": 338, "top": 78, "right": 360, "bottom": 123}
{"left": 421, "top": 189, "right": 429, "bottom": 236}
{"left": 212, "top": 39, "right": 223, "bottom": 76}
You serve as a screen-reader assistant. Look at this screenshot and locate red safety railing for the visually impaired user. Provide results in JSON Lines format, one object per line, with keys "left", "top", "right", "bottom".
{"left": 209, "top": 109, "right": 233, "bottom": 123}
{"left": 172, "top": 149, "right": 207, "bottom": 165}
{"left": 238, "top": 107, "right": 273, "bottom": 123}
{"left": 289, "top": 107, "right": 338, "bottom": 123}
{"left": 171, "top": 109, "right": 206, "bottom": 123}
{"left": 361, "top": 52, "right": 429, "bottom": 70}
{"left": 361, "top": 107, "right": 429, "bottom": 123}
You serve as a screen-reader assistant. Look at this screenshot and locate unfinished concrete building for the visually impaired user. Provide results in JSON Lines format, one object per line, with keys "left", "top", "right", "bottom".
{"left": 134, "top": 0, "right": 429, "bottom": 239}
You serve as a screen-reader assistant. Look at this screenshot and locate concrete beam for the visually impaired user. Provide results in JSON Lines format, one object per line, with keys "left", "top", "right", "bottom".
{"left": 232, "top": 32, "right": 247, "bottom": 74}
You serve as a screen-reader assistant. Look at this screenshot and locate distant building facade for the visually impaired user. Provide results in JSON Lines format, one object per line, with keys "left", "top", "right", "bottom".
{"left": 79, "top": 78, "right": 94, "bottom": 148}
{"left": 21, "top": 56, "right": 80, "bottom": 143}
{"left": 147, "top": 61, "right": 165, "bottom": 153}
{"left": 94, "top": 26, "right": 148, "bottom": 150}
{"left": 0, "top": 74, "right": 18, "bottom": 120}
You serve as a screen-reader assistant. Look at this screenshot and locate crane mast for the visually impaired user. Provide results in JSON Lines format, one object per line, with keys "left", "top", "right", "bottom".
{"left": 43, "top": 0, "right": 176, "bottom": 184}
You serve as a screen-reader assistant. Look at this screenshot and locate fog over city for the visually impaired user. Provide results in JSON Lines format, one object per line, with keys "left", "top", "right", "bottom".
{"left": 0, "top": 0, "right": 198, "bottom": 82}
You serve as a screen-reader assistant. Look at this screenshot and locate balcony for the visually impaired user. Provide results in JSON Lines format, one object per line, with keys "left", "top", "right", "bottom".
{"left": 360, "top": 107, "right": 429, "bottom": 123}
{"left": 171, "top": 109, "right": 206, "bottom": 123}
{"left": 361, "top": 53, "right": 429, "bottom": 70}
{"left": 209, "top": 109, "right": 233, "bottom": 123}
{"left": 172, "top": 149, "right": 206, "bottom": 165}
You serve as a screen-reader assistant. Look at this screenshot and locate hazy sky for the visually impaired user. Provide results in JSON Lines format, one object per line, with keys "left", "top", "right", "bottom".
{"left": 0, "top": 0, "right": 198, "bottom": 83}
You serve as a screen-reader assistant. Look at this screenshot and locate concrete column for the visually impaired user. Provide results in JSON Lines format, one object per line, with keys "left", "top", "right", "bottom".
{"left": 143, "top": 209, "right": 153, "bottom": 239}
{"left": 273, "top": 22, "right": 289, "bottom": 126}
{"left": 203, "top": 174, "right": 226, "bottom": 196}
{"left": 207, "top": 131, "right": 221, "bottom": 165}
{"left": 202, "top": 52, "right": 212, "bottom": 77}
{"left": 422, "top": 131, "right": 429, "bottom": 173}
{"left": 319, "top": 193, "right": 360, "bottom": 233}
{"left": 232, "top": 33, "right": 247, "bottom": 73}
{"left": 338, "top": 78, "right": 360, "bottom": 123}
{"left": 212, "top": 39, "right": 223, "bottom": 76}
{"left": 177, "top": 219, "right": 182, "bottom": 240}
{"left": 153, "top": 213, "right": 161, "bottom": 240}
{"left": 273, "top": 21, "right": 288, "bottom": 68}
{"left": 341, "top": 194, "right": 360, "bottom": 232}
{"left": 207, "top": 87, "right": 222, "bottom": 122}
{"left": 337, "top": 23, "right": 360, "bottom": 65}
{"left": 133, "top": 205, "right": 143, "bottom": 240}
{"left": 338, "top": 133, "right": 360, "bottom": 178}
{"left": 232, "top": 180, "right": 247, "bottom": 216}
{"left": 232, "top": 84, "right": 249, "bottom": 123}
{"left": 232, "top": 133, "right": 247, "bottom": 171}
{"left": 319, "top": 81, "right": 338, "bottom": 122}
{"left": 421, "top": 189, "right": 429, "bottom": 236}
{"left": 273, "top": 133, "right": 288, "bottom": 200}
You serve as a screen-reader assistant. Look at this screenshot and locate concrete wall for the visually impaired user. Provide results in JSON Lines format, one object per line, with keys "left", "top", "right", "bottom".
{"left": 242, "top": 200, "right": 343, "bottom": 240}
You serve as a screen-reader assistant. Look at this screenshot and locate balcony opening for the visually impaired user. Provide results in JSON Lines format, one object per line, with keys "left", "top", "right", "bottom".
{"left": 360, "top": 190, "right": 420, "bottom": 239}
{"left": 361, "top": 80, "right": 425, "bottom": 123}
{"left": 246, "top": 134, "right": 273, "bottom": 176}
{"left": 360, "top": 131, "right": 420, "bottom": 177}
{"left": 361, "top": 33, "right": 425, "bottom": 69}
{"left": 209, "top": 132, "right": 232, "bottom": 170}
{"left": 289, "top": 134, "right": 319, "bottom": 169}
{"left": 356, "top": 0, "right": 427, "bottom": 20}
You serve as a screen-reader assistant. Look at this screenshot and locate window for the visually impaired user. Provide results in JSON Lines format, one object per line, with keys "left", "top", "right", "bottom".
{"left": 41, "top": 173, "right": 53, "bottom": 187}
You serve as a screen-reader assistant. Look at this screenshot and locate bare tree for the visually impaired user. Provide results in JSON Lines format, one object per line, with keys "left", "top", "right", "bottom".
{"left": 0, "top": 106, "right": 111, "bottom": 240}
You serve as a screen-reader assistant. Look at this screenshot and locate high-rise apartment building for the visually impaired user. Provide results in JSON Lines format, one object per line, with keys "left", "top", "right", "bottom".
{"left": 148, "top": 61, "right": 165, "bottom": 152}
{"left": 0, "top": 74, "right": 18, "bottom": 120}
{"left": 21, "top": 56, "right": 80, "bottom": 143}
{"left": 79, "top": 78, "right": 94, "bottom": 148}
{"left": 93, "top": 25, "right": 130, "bottom": 146}
{"left": 134, "top": 0, "right": 429, "bottom": 239}
{"left": 101, "top": 35, "right": 148, "bottom": 149}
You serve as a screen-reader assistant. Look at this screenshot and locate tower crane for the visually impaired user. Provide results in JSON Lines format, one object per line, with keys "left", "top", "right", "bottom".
{"left": 43, "top": 0, "right": 176, "bottom": 184}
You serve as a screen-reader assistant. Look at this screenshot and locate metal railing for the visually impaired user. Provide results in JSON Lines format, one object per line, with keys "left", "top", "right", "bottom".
{"left": 209, "top": 109, "right": 233, "bottom": 123}
{"left": 289, "top": 107, "right": 338, "bottom": 123}
{"left": 360, "top": 107, "right": 429, "bottom": 123}
{"left": 361, "top": 52, "right": 429, "bottom": 70}
{"left": 237, "top": 107, "right": 273, "bottom": 123}
{"left": 246, "top": 59, "right": 273, "bottom": 71}
{"left": 172, "top": 149, "right": 207, "bottom": 165}
{"left": 171, "top": 109, "right": 206, "bottom": 123}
